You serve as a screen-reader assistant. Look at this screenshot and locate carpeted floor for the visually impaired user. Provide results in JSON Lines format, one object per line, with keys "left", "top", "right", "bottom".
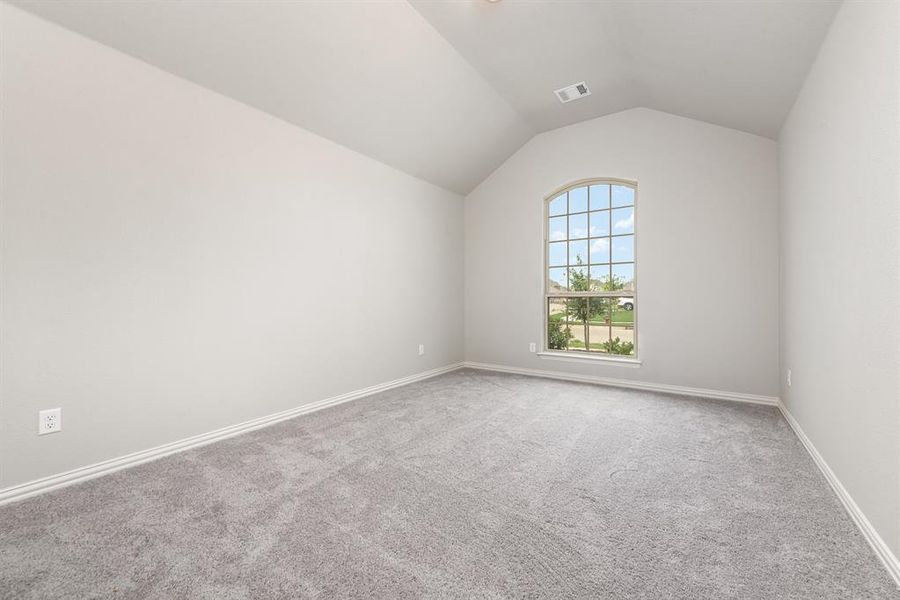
{"left": 0, "top": 368, "right": 897, "bottom": 599}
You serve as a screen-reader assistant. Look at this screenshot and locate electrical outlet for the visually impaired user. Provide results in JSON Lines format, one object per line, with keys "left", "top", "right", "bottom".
{"left": 787, "top": 369, "right": 792, "bottom": 388}
{"left": 418, "top": 344, "right": 425, "bottom": 356}
{"left": 529, "top": 342, "right": 537, "bottom": 353}
{"left": 38, "top": 408, "right": 62, "bottom": 435}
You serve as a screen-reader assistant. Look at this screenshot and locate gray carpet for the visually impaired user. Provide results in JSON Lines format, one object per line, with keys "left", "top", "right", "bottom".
{"left": 0, "top": 368, "right": 897, "bottom": 599}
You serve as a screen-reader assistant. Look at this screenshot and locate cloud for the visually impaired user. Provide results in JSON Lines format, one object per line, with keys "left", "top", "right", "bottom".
{"left": 550, "top": 230, "right": 566, "bottom": 241}
{"left": 590, "top": 238, "right": 609, "bottom": 254}
{"left": 614, "top": 212, "right": 634, "bottom": 231}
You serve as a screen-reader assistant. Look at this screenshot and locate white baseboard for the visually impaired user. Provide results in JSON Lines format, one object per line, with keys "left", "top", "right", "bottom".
{"left": 778, "top": 400, "right": 900, "bottom": 588}
{"left": 6, "top": 360, "right": 895, "bottom": 589}
{"left": 463, "top": 361, "right": 779, "bottom": 406}
{"left": 0, "top": 362, "right": 464, "bottom": 507}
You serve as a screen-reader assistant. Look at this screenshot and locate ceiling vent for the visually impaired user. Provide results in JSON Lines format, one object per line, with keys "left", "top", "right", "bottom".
{"left": 554, "top": 81, "right": 591, "bottom": 104}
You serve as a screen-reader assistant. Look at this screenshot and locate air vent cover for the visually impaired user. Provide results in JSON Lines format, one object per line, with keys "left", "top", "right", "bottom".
{"left": 554, "top": 81, "right": 591, "bottom": 104}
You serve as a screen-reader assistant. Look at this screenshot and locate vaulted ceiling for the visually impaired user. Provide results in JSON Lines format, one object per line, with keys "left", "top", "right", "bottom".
{"left": 10, "top": 0, "right": 840, "bottom": 195}
{"left": 410, "top": 0, "right": 841, "bottom": 138}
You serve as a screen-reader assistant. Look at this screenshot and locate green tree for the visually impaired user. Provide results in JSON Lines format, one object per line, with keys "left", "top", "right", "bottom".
{"left": 594, "top": 274, "right": 633, "bottom": 355}
{"left": 591, "top": 272, "right": 626, "bottom": 328}
{"left": 566, "top": 256, "right": 605, "bottom": 346}
{"left": 547, "top": 320, "right": 572, "bottom": 350}
{"left": 601, "top": 337, "right": 634, "bottom": 355}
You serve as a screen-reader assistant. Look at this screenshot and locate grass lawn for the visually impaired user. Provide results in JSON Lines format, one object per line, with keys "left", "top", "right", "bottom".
{"left": 567, "top": 339, "right": 635, "bottom": 356}
{"left": 549, "top": 308, "right": 635, "bottom": 326}
{"left": 592, "top": 309, "right": 634, "bottom": 325}
{"left": 567, "top": 340, "right": 609, "bottom": 351}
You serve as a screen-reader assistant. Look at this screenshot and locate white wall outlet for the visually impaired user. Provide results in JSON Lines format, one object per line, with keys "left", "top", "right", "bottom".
{"left": 418, "top": 344, "right": 425, "bottom": 356}
{"left": 529, "top": 342, "right": 537, "bottom": 353}
{"left": 38, "top": 408, "right": 62, "bottom": 435}
{"left": 787, "top": 369, "right": 792, "bottom": 387}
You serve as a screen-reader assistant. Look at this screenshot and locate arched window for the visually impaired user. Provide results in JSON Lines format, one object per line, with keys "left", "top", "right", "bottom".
{"left": 545, "top": 180, "right": 636, "bottom": 358}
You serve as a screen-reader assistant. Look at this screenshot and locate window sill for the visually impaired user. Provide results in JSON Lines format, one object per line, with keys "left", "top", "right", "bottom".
{"left": 536, "top": 351, "right": 642, "bottom": 367}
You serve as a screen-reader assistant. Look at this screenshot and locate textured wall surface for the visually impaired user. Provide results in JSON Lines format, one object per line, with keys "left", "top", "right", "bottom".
{"left": 779, "top": 0, "right": 900, "bottom": 560}
{"left": 0, "top": 4, "right": 463, "bottom": 488}
{"left": 465, "top": 108, "right": 779, "bottom": 397}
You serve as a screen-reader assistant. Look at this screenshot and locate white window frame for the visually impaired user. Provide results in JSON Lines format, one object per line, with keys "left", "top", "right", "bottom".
{"left": 539, "top": 178, "right": 641, "bottom": 366}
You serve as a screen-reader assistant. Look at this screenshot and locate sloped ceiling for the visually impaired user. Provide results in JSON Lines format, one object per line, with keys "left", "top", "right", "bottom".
{"left": 8, "top": 0, "right": 534, "bottom": 195}
{"left": 410, "top": 0, "right": 841, "bottom": 139}
{"left": 9, "top": 0, "right": 839, "bottom": 195}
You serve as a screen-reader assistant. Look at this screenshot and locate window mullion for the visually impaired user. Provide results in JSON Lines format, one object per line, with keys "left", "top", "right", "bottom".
{"left": 545, "top": 180, "right": 635, "bottom": 358}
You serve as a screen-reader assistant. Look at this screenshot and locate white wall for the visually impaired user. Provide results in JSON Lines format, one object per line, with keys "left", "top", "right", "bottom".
{"left": 779, "top": 0, "right": 900, "bottom": 561}
{"left": 465, "top": 108, "right": 779, "bottom": 397}
{"left": 0, "top": 4, "right": 463, "bottom": 489}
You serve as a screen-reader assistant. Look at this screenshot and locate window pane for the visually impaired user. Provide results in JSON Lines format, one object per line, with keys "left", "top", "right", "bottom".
{"left": 588, "top": 297, "right": 612, "bottom": 353}
{"left": 566, "top": 297, "right": 589, "bottom": 352}
{"left": 568, "top": 265, "right": 588, "bottom": 291}
{"left": 568, "top": 239, "right": 588, "bottom": 266}
{"left": 547, "top": 298, "right": 571, "bottom": 350}
{"left": 589, "top": 210, "right": 609, "bottom": 237}
{"left": 548, "top": 267, "right": 568, "bottom": 291}
{"left": 549, "top": 194, "right": 567, "bottom": 216}
{"left": 611, "top": 206, "right": 634, "bottom": 235}
{"left": 548, "top": 241, "right": 567, "bottom": 267}
{"left": 546, "top": 181, "right": 636, "bottom": 357}
{"left": 612, "top": 263, "right": 635, "bottom": 291}
{"left": 569, "top": 186, "right": 588, "bottom": 213}
{"left": 589, "top": 237, "right": 610, "bottom": 264}
{"left": 612, "top": 235, "right": 634, "bottom": 262}
{"left": 617, "top": 295, "right": 635, "bottom": 312}
{"left": 568, "top": 213, "right": 588, "bottom": 239}
{"left": 549, "top": 216, "right": 567, "bottom": 241}
{"left": 549, "top": 297, "right": 568, "bottom": 324}
{"left": 589, "top": 184, "right": 610, "bottom": 210}
{"left": 589, "top": 264, "right": 610, "bottom": 290}
{"left": 609, "top": 296, "right": 635, "bottom": 356}
{"left": 612, "top": 185, "right": 634, "bottom": 207}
